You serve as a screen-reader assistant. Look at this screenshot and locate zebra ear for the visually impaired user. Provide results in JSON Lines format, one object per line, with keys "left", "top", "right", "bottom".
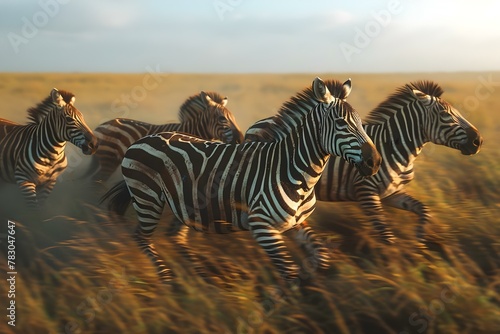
{"left": 411, "top": 89, "right": 433, "bottom": 105}
{"left": 69, "top": 96, "right": 76, "bottom": 105}
{"left": 201, "top": 91, "right": 217, "bottom": 107}
{"left": 221, "top": 97, "right": 228, "bottom": 107}
{"left": 342, "top": 78, "right": 352, "bottom": 99}
{"left": 312, "top": 77, "right": 333, "bottom": 103}
{"left": 50, "top": 88, "right": 66, "bottom": 107}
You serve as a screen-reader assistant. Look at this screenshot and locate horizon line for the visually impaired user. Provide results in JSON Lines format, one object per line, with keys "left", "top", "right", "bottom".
{"left": 1, "top": 70, "right": 500, "bottom": 75}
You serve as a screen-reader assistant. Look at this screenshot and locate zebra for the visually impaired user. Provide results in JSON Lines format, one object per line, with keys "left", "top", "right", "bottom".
{"left": 86, "top": 91, "right": 244, "bottom": 182}
{"left": 246, "top": 80, "right": 483, "bottom": 247}
{"left": 0, "top": 119, "right": 18, "bottom": 137}
{"left": 102, "top": 77, "right": 381, "bottom": 282}
{"left": 0, "top": 88, "right": 98, "bottom": 207}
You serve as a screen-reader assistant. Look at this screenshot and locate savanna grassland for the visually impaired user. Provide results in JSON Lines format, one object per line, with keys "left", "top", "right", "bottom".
{"left": 0, "top": 72, "right": 499, "bottom": 334}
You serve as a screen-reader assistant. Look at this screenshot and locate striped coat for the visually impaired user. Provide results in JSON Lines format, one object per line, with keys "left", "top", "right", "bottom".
{"left": 103, "top": 77, "right": 381, "bottom": 282}
{"left": 87, "top": 91, "right": 243, "bottom": 181}
{"left": 247, "top": 81, "right": 483, "bottom": 246}
{"left": 0, "top": 89, "right": 98, "bottom": 207}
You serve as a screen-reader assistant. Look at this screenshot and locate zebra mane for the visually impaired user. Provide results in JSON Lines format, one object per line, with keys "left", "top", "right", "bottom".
{"left": 26, "top": 90, "right": 75, "bottom": 124}
{"left": 264, "top": 79, "right": 348, "bottom": 139}
{"left": 364, "top": 81, "right": 444, "bottom": 125}
{"left": 178, "top": 91, "right": 227, "bottom": 123}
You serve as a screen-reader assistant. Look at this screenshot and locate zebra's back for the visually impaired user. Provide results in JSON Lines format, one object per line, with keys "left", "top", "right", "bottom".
{"left": 122, "top": 132, "right": 310, "bottom": 233}
{"left": 95, "top": 118, "right": 179, "bottom": 154}
{"left": 0, "top": 119, "right": 20, "bottom": 139}
{"left": 88, "top": 118, "right": 181, "bottom": 181}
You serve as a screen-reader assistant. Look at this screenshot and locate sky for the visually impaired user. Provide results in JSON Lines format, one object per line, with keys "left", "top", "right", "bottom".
{"left": 0, "top": 0, "right": 499, "bottom": 73}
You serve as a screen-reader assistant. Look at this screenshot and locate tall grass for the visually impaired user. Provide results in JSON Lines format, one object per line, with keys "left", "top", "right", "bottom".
{"left": 1, "top": 73, "right": 499, "bottom": 333}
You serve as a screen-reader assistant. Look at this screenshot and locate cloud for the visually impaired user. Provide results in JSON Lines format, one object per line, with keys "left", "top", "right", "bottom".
{"left": 0, "top": 1, "right": 499, "bottom": 72}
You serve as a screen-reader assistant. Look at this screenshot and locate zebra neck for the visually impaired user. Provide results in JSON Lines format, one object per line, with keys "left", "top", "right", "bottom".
{"left": 282, "top": 112, "right": 328, "bottom": 191}
{"left": 366, "top": 121, "right": 426, "bottom": 169}
{"left": 180, "top": 119, "right": 206, "bottom": 137}
{"left": 151, "top": 122, "right": 181, "bottom": 133}
{"left": 36, "top": 111, "right": 67, "bottom": 159}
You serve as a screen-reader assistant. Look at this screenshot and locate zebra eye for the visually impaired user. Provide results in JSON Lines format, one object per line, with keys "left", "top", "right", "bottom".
{"left": 439, "top": 111, "right": 453, "bottom": 120}
{"left": 335, "top": 118, "right": 348, "bottom": 127}
{"left": 65, "top": 116, "right": 74, "bottom": 123}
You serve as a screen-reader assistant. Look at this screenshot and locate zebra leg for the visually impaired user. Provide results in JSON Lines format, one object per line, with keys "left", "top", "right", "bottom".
{"left": 382, "top": 192, "right": 431, "bottom": 247}
{"left": 167, "top": 219, "right": 249, "bottom": 283}
{"left": 294, "top": 221, "right": 331, "bottom": 271}
{"left": 356, "top": 192, "right": 396, "bottom": 244}
{"left": 248, "top": 217, "right": 299, "bottom": 281}
{"left": 130, "top": 186, "right": 173, "bottom": 283}
{"left": 36, "top": 180, "right": 57, "bottom": 207}
{"left": 16, "top": 179, "right": 38, "bottom": 208}
{"left": 167, "top": 219, "right": 210, "bottom": 278}
{"left": 134, "top": 228, "right": 174, "bottom": 283}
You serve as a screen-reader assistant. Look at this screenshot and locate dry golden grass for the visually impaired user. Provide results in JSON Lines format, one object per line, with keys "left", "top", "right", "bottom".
{"left": 0, "top": 72, "right": 499, "bottom": 333}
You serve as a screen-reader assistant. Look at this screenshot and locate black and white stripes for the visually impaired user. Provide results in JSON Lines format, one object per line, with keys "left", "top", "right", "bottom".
{"left": 103, "top": 77, "right": 381, "bottom": 282}
{"left": 247, "top": 80, "right": 482, "bottom": 246}
{"left": 317, "top": 81, "right": 482, "bottom": 245}
{"left": 87, "top": 91, "right": 243, "bottom": 181}
{"left": 0, "top": 88, "right": 98, "bottom": 207}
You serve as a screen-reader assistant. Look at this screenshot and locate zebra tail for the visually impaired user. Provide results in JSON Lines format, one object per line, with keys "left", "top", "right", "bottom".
{"left": 100, "top": 180, "right": 132, "bottom": 215}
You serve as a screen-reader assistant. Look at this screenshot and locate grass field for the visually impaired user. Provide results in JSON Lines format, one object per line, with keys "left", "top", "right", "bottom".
{"left": 0, "top": 72, "right": 499, "bottom": 334}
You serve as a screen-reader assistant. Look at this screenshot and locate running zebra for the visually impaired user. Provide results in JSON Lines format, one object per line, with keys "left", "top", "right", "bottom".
{"left": 0, "top": 88, "right": 98, "bottom": 207}
{"left": 102, "top": 77, "right": 381, "bottom": 282}
{"left": 87, "top": 91, "right": 244, "bottom": 181}
{"left": 246, "top": 81, "right": 483, "bottom": 246}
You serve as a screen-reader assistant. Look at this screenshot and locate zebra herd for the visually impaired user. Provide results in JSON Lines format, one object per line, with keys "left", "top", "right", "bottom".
{"left": 85, "top": 91, "right": 244, "bottom": 181}
{"left": 0, "top": 77, "right": 483, "bottom": 283}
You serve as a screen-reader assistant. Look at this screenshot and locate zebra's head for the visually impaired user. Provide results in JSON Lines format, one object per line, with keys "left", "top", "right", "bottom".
{"left": 50, "top": 88, "right": 98, "bottom": 155}
{"left": 313, "top": 78, "right": 381, "bottom": 177}
{"left": 409, "top": 82, "right": 483, "bottom": 155}
{"left": 200, "top": 91, "right": 244, "bottom": 144}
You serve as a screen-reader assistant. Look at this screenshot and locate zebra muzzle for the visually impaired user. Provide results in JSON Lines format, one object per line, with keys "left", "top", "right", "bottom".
{"left": 81, "top": 133, "right": 99, "bottom": 155}
{"left": 356, "top": 142, "right": 382, "bottom": 177}
{"left": 460, "top": 127, "right": 482, "bottom": 155}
